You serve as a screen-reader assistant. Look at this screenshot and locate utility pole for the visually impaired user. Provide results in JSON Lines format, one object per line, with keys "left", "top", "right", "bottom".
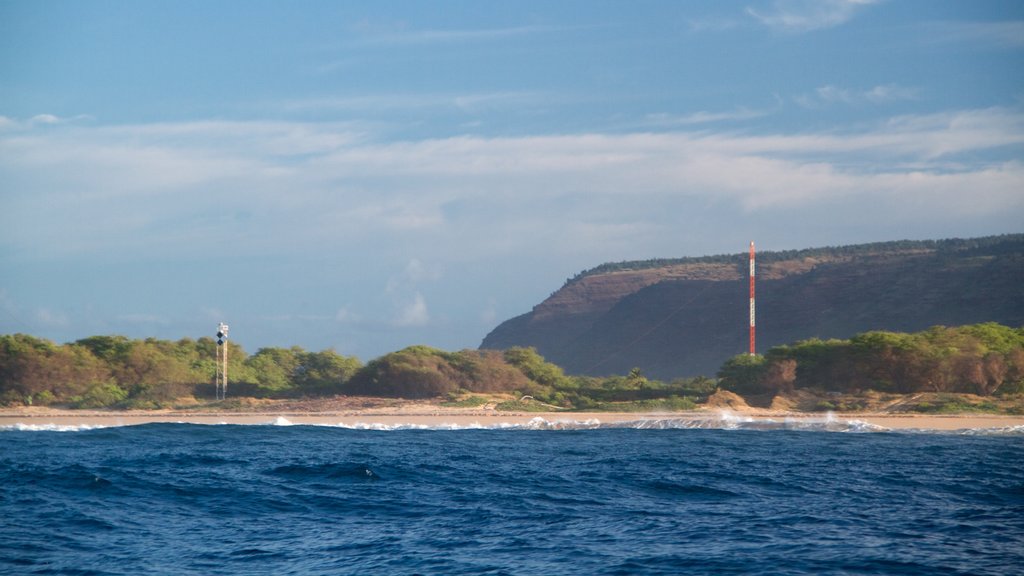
{"left": 216, "top": 322, "right": 229, "bottom": 400}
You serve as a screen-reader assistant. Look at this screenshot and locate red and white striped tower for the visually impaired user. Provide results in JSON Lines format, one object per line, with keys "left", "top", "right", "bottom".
{"left": 749, "top": 241, "right": 756, "bottom": 356}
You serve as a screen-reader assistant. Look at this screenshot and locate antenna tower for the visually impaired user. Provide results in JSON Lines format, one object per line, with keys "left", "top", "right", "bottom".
{"left": 749, "top": 242, "right": 756, "bottom": 356}
{"left": 215, "top": 322, "right": 229, "bottom": 400}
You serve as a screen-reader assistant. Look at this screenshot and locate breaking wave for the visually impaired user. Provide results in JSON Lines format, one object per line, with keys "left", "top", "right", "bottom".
{"left": 1, "top": 422, "right": 111, "bottom": 432}
{"left": 5, "top": 413, "right": 1022, "bottom": 435}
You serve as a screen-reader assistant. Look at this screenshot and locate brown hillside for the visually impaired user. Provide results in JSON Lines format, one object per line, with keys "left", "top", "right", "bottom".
{"left": 480, "top": 235, "right": 1024, "bottom": 379}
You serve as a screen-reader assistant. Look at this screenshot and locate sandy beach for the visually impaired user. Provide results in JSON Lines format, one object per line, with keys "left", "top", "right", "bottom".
{"left": 2, "top": 405, "right": 1022, "bottom": 431}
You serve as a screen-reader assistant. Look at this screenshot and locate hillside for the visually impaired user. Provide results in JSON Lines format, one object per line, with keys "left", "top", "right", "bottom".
{"left": 480, "top": 235, "right": 1024, "bottom": 379}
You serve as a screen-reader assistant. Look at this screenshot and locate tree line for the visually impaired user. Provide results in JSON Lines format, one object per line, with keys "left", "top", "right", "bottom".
{"left": 0, "top": 334, "right": 712, "bottom": 410}
{"left": 565, "top": 233, "right": 1024, "bottom": 285}
{"left": 718, "top": 323, "right": 1024, "bottom": 397}
{"left": 2, "top": 322, "right": 1022, "bottom": 410}
{"left": 0, "top": 334, "right": 361, "bottom": 408}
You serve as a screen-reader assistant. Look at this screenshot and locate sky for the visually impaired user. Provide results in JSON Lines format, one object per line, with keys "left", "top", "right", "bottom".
{"left": 1, "top": 0, "right": 1022, "bottom": 361}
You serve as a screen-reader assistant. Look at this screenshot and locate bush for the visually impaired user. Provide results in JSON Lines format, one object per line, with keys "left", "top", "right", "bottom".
{"left": 670, "top": 377, "right": 717, "bottom": 398}
{"left": 0, "top": 389, "right": 26, "bottom": 407}
{"left": 716, "top": 354, "right": 768, "bottom": 395}
{"left": 441, "top": 395, "right": 489, "bottom": 408}
{"left": 494, "top": 398, "right": 554, "bottom": 412}
{"left": 582, "top": 396, "right": 698, "bottom": 412}
{"left": 27, "top": 390, "right": 56, "bottom": 406}
{"left": 345, "top": 347, "right": 456, "bottom": 398}
{"left": 910, "top": 395, "right": 1001, "bottom": 414}
{"left": 70, "top": 382, "right": 128, "bottom": 409}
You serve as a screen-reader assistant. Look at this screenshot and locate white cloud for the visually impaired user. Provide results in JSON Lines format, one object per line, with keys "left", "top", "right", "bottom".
{"left": 403, "top": 259, "right": 436, "bottom": 284}
{"left": 281, "top": 91, "right": 546, "bottom": 117}
{"left": 0, "top": 113, "right": 94, "bottom": 131}
{"left": 920, "top": 21, "right": 1024, "bottom": 50}
{"left": 30, "top": 114, "right": 60, "bottom": 125}
{"left": 685, "top": 17, "right": 743, "bottom": 33}
{"left": 35, "top": 308, "right": 70, "bottom": 327}
{"left": 116, "top": 313, "right": 169, "bottom": 325}
{"left": 335, "top": 307, "right": 359, "bottom": 323}
{"left": 747, "top": 0, "right": 879, "bottom": 32}
{"left": 1, "top": 108, "right": 1021, "bottom": 266}
{"left": 394, "top": 293, "right": 429, "bottom": 327}
{"left": 644, "top": 106, "right": 772, "bottom": 126}
{"left": 386, "top": 259, "right": 441, "bottom": 293}
{"left": 356, "top": 24, "right": 576, "bottom": 46}
{"left": 384, "top": 261, "right": 439, "bottom": 328}
{"left": 797, "top": 84, "right": 919, "bottom": 108}
{"left": 864, "top": 84, "right": 920, "bottom": 104}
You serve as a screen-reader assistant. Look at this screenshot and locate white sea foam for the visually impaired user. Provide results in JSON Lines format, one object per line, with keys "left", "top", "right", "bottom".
{"left": 953, "top": 424, "right": 1024, "bottom": 436}
{"left": 0, "top": 422, "right": 109, "bottom": 432}
{"left": 2, "top": 417, "right": 1021, "bottom": 434}
{"left": 302, "top": 415, "right": 897, "bottom": 432}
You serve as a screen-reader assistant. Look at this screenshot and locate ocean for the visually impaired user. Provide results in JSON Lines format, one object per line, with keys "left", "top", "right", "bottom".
{"left": 2, "top": 419, "right": 1022, "bottom": 575}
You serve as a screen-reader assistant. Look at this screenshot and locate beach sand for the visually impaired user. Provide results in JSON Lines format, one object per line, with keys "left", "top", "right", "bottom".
{"left": 2, "top": 406, "right": 1022, "bottom": 431}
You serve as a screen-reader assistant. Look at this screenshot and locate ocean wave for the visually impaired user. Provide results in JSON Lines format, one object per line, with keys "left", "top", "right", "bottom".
{"left": 948, "top": 424, "right": 1024, "bottom": 436}
{"left": 0, "top": 422, "right": 111, "bottom": 432}
{"left": 3, "top": 414, "right": 1023, "bottom": 435}
{"left": 260, "top": 414, "right": 1023, "bottom": 434}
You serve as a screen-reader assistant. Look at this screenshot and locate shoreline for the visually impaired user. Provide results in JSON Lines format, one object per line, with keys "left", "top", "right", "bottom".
{"left": 2, "top": 406, "right": 1023, "bottom": 431}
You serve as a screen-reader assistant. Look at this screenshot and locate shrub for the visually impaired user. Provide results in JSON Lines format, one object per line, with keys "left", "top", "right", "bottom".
{"left": 70, "top": 382, "right": 128, "bottom": 409}
{"left": 441, "top": 395, "right": 490, "bottom": 408}
{"left": 31, "top": 390, "right": 56, "bottom": 406}
{"left": 814, "top": 401, "right": 837, "bottom": 412}
{"left": 494, "top": 399, "right": 553, "bottom": 412}
{"left": 716, "top": 354, "right": 768, "bottom": 395}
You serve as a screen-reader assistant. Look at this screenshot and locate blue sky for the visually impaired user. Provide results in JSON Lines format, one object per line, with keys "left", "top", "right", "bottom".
{"left": 2, "top": 0, "right": 1022, "bottom": 360}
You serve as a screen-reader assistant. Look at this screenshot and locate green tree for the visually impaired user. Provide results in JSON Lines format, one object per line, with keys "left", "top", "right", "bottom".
{"left": 246, "top": 347, "right": 302, "bottom": 393}
{"left": 502, "top": 347, "right": 569, "bottom": 387}
{"left": 294, "top": 349, "right": 362, "bottom": 395}
{"left": 0, "top": 334, "right": 111, "bottom": 405}
{"left": 716, "top": 354, "right": 768, "bottom": 395}
{"left": 70, "top": 382, "right": 129, "bottom": 409}
{"left": 346, "top": 346, "right": 455, "bottom": 398}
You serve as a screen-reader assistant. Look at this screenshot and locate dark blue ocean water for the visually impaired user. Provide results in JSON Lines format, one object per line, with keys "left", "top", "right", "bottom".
{"left": 2, "top": 421, "right": 1022, "bottom": 575}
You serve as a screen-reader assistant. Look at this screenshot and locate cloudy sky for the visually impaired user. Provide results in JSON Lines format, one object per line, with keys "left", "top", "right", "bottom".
{"left": 1, "top": 0, "right": 1022, "bottom": 360}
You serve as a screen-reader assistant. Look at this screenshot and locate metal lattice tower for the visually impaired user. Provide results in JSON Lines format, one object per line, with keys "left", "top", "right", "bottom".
{"left": 215, "top": 322, "right": 229, "bottom": 400}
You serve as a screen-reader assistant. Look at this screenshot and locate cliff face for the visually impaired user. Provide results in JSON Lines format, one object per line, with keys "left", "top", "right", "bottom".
{"left": 480, "top": 235, "right": 1024, "bottom": 379}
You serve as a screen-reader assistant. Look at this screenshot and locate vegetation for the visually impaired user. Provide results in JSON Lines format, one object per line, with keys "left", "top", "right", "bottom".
{"left": 564, "top": 233, "right": 1023, "bottom": 286}
{"left": 0, "top": 334, "right": 360, "bottom": 409}
{"left": 718, "top": 323, "right": 1024, "bottom": 398}
{"left": 910, "top": 394, "right": 1001, "bottom": 414}
{"left": 580, "top": 396, "right": 699, "bottom": 412}
{"left": 341, "top": 346, "right": 711, "bottom": 410}
{"left": 440, "top": 395, "right": 490, "bottom": 408}
{"left": 2, "top": 321, "right": 1022, "bottom": 412}
{"left": 0, "top": 335, "right": 717, "bottom": 412}
{"left": 344, "top": 346, "right": 537, "bottom": 399}
{"left": 493, "top": 398, "right": 557, "bottom": 412}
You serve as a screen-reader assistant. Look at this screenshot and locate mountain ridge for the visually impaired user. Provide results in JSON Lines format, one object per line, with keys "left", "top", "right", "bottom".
{"left": 481, "top": 234, "right": 1024, "bottom": 379}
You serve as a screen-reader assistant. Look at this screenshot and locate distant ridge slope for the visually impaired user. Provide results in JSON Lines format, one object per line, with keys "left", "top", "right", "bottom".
{"left": 480, "top": 235, "right": 1024, "bottom": 379}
